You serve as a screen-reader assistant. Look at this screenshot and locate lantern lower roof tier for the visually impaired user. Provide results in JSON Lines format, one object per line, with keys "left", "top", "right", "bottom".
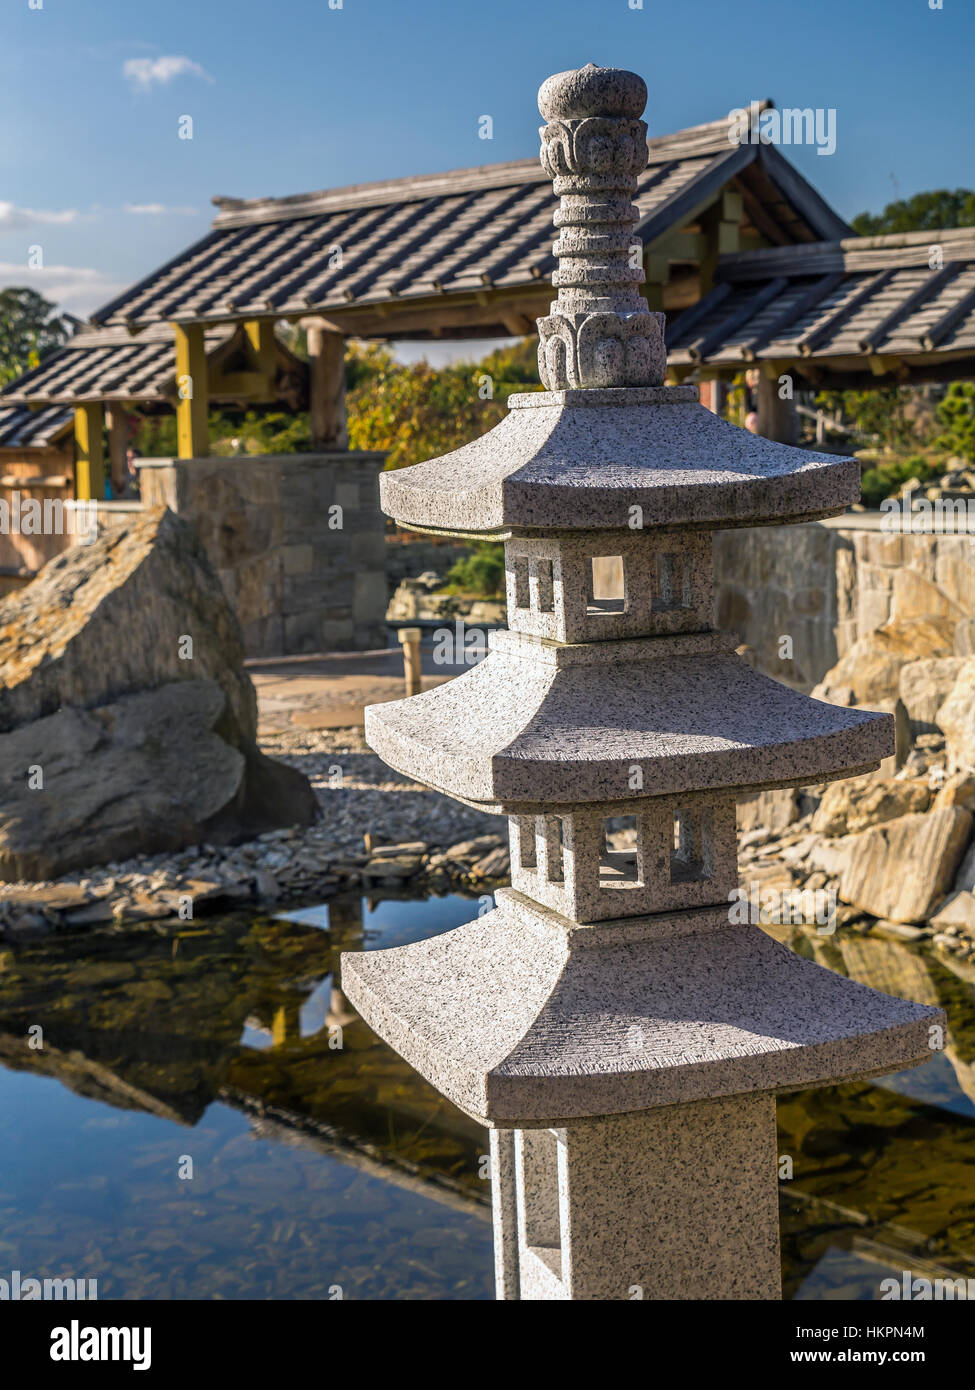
{"left": 341, "top": 892, "right": 937, "bottom": 1127}
{"left": 379, "top": 387, "right": 861, "bottom": 536}
{"left": 364, "top": 632, "right": 892, "bottom": 809}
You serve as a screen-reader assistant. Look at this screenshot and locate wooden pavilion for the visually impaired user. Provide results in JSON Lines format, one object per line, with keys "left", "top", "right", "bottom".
{"left": 0, "top": 99, "right": 854, "bottom": 505}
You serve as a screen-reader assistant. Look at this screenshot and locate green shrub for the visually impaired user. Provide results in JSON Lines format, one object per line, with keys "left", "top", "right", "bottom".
{"left": 859, "top": 455, "right": 937, "bottom": 508}
{"left": 441, "top": 542, "right": 506, "bottom": 597}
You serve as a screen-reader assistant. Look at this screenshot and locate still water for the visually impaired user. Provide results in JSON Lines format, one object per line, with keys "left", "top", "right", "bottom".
{"left": 0, "top": 894, "right": 973, "bottom": 1300}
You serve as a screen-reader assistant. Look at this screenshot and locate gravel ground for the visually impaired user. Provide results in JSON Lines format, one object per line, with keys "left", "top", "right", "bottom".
{"left": 0, "top": 727, "right": 506, "bottom": 937}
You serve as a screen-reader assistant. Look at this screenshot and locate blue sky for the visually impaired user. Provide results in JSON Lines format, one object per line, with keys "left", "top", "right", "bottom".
{"left": 1, "top": 0, "right": 972, "bottom": 323}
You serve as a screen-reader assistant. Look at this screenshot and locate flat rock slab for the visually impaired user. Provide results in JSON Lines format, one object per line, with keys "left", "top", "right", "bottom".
{"left": 839, "top": 806, "right": 974, "bottom": 924}
{"left": 341, "top": 891, "right": 940, "bottom": 1126}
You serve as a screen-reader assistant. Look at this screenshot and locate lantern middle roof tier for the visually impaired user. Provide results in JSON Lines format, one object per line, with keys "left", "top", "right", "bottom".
{"left": 364, "top": 630, "right": 889, "bottom": 811}
{"left": 379, "top": 386, "right": 861, "bottom": 537}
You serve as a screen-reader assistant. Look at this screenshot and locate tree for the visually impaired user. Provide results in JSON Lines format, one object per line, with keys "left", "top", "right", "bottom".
{"left": 345, "top": 337, "right": 541, "bottom": 471}
{"left": 936, "top": 382, "right": 975, "bottom": 463}
{"left": 0, "top": 287, "right": 75, "bottom": 386}
{"left": 851, "top": 189, "right": 975, "bottom": 236}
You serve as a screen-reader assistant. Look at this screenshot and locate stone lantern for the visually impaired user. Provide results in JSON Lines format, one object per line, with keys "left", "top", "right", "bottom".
{"left": 342, "top": 64, "right": 943, "bottom": 1301}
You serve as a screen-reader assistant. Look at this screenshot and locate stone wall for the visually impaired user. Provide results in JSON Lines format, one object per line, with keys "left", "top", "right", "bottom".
{"left": 138, "top": 452, "right": 387, "bottom": 657}
{"left": 714, "top": 516, "right": 975, "bottom": 692}
{"left": 384, "top": 532, "right": 473, "bottom": 593}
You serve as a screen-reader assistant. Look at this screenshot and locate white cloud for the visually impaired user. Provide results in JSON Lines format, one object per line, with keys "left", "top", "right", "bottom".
{"left": 123, "top": 55, "right": 213, "bottom": 90}
{"left": 0, "top": 202, "right": 79, "bottom": 230}
{"left": 0, "top": 262, "right": 128, "bottom": 318}
{"left": 124, "top": 202, "right": 198, "bottom": 215}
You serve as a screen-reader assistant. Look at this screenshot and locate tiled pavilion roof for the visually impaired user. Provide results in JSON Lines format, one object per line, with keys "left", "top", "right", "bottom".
{"left": 666, "top": 227, "right": 975, "bottom": 384}
{"left": 0, "top": 403, "right": 72, "bottom": 450}
{"left": 86, "top": 109, "right": 852, "bottom": 335}
{"left": 0, "top": 323, "right": 304, "bottom": 407}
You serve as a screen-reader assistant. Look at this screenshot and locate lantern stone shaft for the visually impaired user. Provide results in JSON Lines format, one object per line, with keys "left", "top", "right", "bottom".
{"left": 342, "top": 64, "right": 942, "bottom": 1302}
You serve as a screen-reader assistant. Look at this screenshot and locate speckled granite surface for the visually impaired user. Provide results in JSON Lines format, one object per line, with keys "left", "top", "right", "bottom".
{"left": 365, "top": 645, "right": 894, "bottom": 806}
{"left": 342, "top": 890, "right": 939, "bottom": 1128}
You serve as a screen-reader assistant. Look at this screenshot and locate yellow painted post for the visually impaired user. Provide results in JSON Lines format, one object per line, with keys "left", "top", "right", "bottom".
{"left": 172, "top": 322, "right": 209, "bottom": 458}
{"left": 243, "top": 318, "right": 277, "bottom": 397}
{"left": 73, "top": 403, "right": 105, "bottom": 501}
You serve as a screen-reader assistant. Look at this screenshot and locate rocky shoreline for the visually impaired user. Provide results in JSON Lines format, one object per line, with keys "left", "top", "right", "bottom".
{"left": 0, "top": 727, "right": 509, "bottom": 941}
{"left": 5, "top": 722, "right": 975, "bottom": 972}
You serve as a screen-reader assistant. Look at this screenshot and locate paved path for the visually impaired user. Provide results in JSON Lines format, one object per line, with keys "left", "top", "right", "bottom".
{"left": 248, "top": 640, "right": 486, "bottom": 736}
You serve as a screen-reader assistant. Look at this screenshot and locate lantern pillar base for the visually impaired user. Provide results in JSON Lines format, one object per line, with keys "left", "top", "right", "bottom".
{"left": 492, "top": 1093, "right": 780, "bottom": 1301}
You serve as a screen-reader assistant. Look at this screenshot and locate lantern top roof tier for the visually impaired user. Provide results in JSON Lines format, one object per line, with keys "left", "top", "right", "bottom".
{"left": 379, "top": 63, "right": 860, "bottom": 539}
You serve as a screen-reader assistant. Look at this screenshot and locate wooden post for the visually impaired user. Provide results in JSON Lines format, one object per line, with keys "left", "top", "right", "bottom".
{"left": 243, "top": 318, "right": 277, "bottom": 397}
{"left": 643, "top": 251, "right": 668, "bottom": 312}
{"left": 307, "top": 320, "right": 348, "bottom": 449}
{"left": 73, "top": 403, "right": 105, "bottom": 501}
{"left": 172, "top": 322, "right": 209, "bottom": 459}
{"left": 757, "top": 365, "right": 799, "bottom": 445}
{"left": 398, "top": 626, "right": 422, "bottom": 697}
{"left": 105, "top": 405, "right": 128, "bottom": 496}
{"left": 699, "top": 190, "right": 742, "bottom": 295}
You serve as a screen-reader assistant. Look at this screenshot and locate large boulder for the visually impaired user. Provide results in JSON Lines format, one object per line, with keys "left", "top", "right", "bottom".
{"left": 936, "top": 658, "right": 975, "bottom": 772}
{"left": 838, "top": 807, "right": 973, "bottom": 924}
{"left": 0, "top": 509, "right": 316, "bottom": 879}
{"left": 812, "top": 616, "right": 956, "bottom": 708}
{"left": 899, "top": 657, "right": 965, "bottom": 738}
{"left": 811, "top": 776, "right": 930, "bottom": 837}
{"left": 0, "top": 507, "right": 255, "bottom": 736}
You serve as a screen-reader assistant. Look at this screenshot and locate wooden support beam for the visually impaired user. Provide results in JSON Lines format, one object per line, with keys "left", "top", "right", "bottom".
{"left": 172, "top": 322, "right": 209, "bottom": 459}
{"left": 643, "top": 251, "right": 668, "bottom": 311}
{"left": 105, "top": 405, "right": 129, "bottom": 496}
{"left": 698, "top": 190, "right": 743, "bottom": 295}
{"left": 74, "top": 403, "right": 105, "bottom": 501}
{"left": 307, "top": 321, "right": 348, "bottom": 450}
{"left": 243, "top": 318, "right": 278, "bottom": 395}
{"left": 756, "top": 368, "right": 798, "bottom": 445}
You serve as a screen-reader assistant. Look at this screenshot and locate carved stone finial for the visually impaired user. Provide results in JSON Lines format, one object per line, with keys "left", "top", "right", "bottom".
{"left": 536, "top": 64, "right": 666, "bottom": 391}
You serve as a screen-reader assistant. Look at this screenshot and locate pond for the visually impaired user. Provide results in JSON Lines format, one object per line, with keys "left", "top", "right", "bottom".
{"left": 0, "top": 894, "right": 973, "bottom": 1300}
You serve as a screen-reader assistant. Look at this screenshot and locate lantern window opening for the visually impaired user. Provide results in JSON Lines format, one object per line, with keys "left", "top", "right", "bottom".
{"left": 599, "top": 814, "right": 642, "bottom": 887}
{"left": 587, "top": 555, "right": 627, "bottom": 617}
{"left": 542, "top": 815, "right": 565, "bottom": 883}
{"left": 533, "top": 556, "right": 556, "bottom": 613}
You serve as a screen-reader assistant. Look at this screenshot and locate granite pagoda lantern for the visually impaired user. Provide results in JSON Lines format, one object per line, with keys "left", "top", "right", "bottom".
{"left": 342, "top": 64, "right": 942, "bottom": 1301}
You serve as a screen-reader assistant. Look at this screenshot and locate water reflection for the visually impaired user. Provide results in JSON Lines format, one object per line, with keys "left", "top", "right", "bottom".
{"left": 0, "top": 896, "right": 973, "bottom": 1299}
{"left": 769, "top": 920, "right": 975, "bottom": 1299}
